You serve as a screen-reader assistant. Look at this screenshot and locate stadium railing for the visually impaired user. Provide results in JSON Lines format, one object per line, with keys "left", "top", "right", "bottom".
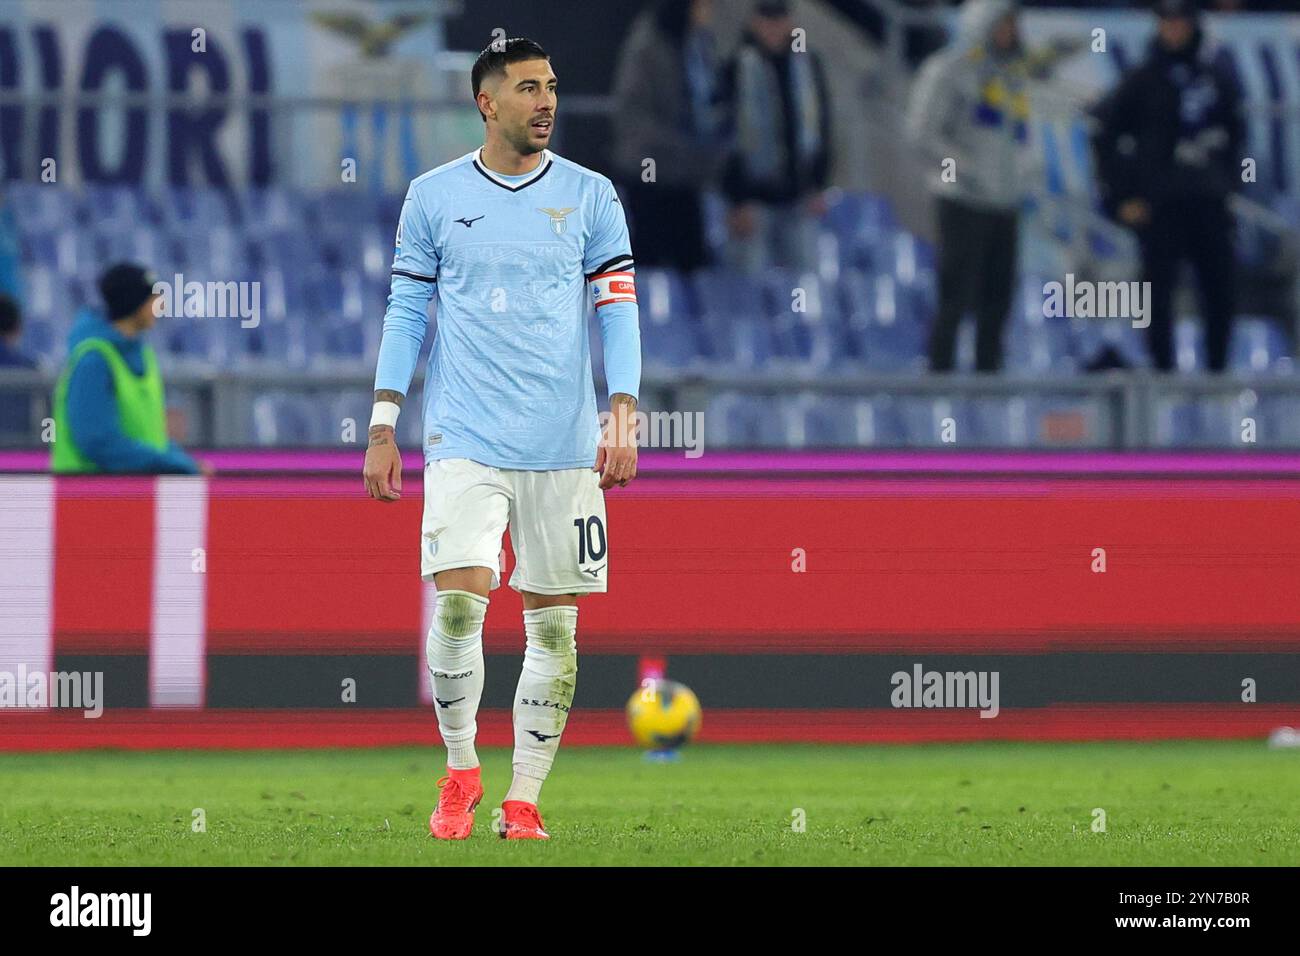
{"left": 4, "top": 368, "right": 1300, "bottom": 450}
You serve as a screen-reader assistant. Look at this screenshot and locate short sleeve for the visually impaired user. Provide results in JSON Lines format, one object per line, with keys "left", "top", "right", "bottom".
{"left": 583, "top": 181, "right": 634, "bottom": 278}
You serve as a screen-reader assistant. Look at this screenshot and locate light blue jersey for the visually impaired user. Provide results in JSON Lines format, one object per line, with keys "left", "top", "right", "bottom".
{"left": 374, "top": 148, "right": 642, "bottom": 470}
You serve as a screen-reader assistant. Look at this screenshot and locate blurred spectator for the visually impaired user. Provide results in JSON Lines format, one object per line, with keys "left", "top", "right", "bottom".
{"left": 51, "top": 263, "right": 205, "bottom": 475}
{"left": 1091, "top": 0, "right": 1244, "bottom": 373}
{"left": 0, "top": 293, "right": 37, "bottom": 442}
{"left": 0, "top": 294, "right": 35, "bottom": 369}
{"left": 906, "top": 0, "right": 1031, "bottom": 373}
{"left": 0, "top": 189, "right": 19, "bottom": 299}
{"left": 611, "top": 0, "right": 724, "bottom": 272}
{"left": 902, "top": 0, "right": 954, "bottom": 69}
{"left": 717, "top": 0, "right": 832, "bottom": 275}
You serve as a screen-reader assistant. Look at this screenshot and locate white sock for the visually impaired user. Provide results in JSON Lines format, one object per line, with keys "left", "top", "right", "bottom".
{"left": 426, "top": 589, "right": 488, "bottom": 770}
{"left": 507, "top": 605, "right": 578, "bottom": 804}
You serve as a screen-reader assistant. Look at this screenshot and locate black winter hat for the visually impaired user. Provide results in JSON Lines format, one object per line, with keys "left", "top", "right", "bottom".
{"left": 99, "top": 263, "right": 158, "bottom": 321}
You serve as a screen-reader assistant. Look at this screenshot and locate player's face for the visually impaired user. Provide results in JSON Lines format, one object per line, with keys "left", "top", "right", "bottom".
{"left": 493, "top": 59, "right": 557, "bottom": 154}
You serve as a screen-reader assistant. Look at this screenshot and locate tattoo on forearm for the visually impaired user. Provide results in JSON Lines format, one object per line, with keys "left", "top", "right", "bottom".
{"left": 610, "top": 393, "right": 637, "bottom": 413}
{"left": 374, "top": 389, "right": 404, "bottom": 406}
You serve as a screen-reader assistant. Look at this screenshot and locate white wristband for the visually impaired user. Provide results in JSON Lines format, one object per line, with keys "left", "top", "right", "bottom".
{"left": 369, "top": 400, "right": 400, "bottom": 430}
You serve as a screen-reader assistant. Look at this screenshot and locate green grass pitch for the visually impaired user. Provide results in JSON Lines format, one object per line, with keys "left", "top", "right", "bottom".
{"left": 1, "top": 742, "right": 1297, "bottom": 866}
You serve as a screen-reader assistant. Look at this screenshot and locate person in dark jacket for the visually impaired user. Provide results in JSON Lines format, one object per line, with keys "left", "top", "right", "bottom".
{"left": 1090, "top": 0, "right": 1245, "bottom": 372}
{"left": 610, "top": 0, "right": 724, "bottom": 272}
{"left": 717, "top": 0, "right": 832, "bottom": 274}
{"left": 0, "top": 294, "right": 36, "bottom": 369}
{"left": 0, "top": 293, "right": 38, "bottom": 440}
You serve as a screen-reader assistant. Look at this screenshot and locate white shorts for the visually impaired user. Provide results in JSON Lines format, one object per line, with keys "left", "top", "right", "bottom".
{"left": 420, "top": 458, "right": 608, "bottom": 594}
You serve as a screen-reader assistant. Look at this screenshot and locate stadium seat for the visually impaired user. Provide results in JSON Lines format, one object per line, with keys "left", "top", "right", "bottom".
{"left": 5, "top": 182, "right": 78, "bottom": 233}
{"left": 160, "top": 187, "right": 236, "bottom": 230}
{"left": 1230, "top": 317, "right": 1291, "bottom": 372}
{"left": 154, "top": 316, "right": 227, "bottom": 366}
{"left": 20, "top": 318, "right": 60, "bottom": 360}
{"left": 1258, "top": 394, "right": 1300, "bottom": 444}
{"left": 249, "top": 392, "right": 329, "bottom": 445}
{"left": 237, "top": 187, "right": 303, "bottom": 235}
{"left": 692, "top": 267, "right": 765, "bottom": 321}
{"left": 78, "top": 185, "right": 157, "bottom": 231}
{"left": 781, "top": 393, "right": 870, "bottom": 446}
{"left": 705, "top": 315, "right": 775, "bottom": 371}
{"left": 703, "top": 391, "right": 785, "bottom": 447}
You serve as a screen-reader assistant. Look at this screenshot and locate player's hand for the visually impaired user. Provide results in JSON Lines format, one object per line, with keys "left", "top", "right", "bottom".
{"left": 363, "top": 425, "right": 403, "bottom": 501}
{"left": 594, "top": 404, "right": 638, "bottom": 490}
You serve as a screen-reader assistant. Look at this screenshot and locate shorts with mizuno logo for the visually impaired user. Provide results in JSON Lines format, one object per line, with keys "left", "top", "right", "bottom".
{"left": 421, "top": 458, "right": 608, "bottom": 594}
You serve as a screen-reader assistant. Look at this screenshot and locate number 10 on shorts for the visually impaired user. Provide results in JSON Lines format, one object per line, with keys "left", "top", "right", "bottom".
{"left": 573, "top": 515, "right": 607, "bottom": 564}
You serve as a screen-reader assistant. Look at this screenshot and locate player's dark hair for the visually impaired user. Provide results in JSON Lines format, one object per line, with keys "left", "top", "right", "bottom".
{"left": 471, "top": 37, "right": 549, "bottom": 123}
{"left": 0, "top": 293, "right": 19, "bottom": 337}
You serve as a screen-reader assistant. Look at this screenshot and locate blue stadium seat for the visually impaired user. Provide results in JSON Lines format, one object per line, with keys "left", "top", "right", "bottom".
{"left": 782, "top": 393, "right": 863, "bottom": 446}
{"left": 692, "top": 267, "right": 764, "bottom": 320}
{"left": 1258, "top": 394, "right": 1300, "bottom": 444}
{"left": 21, "top": 318, "right": 60, "bottom": 360}
{"left": 18, "top": 228, "right": 59, "bottom": 268}
{"left": 227, "top": 316, "right": 308, "bottom": 369}
{"left": 896, "top": 397, "right": 971, "bottom": 446}
{"left": 98, "top": 225, "right": 170, "bottom": 272}
{"left": 967, "top": 397, "right": 1035, "bottom": 446}
{"left": 710, "top": 315, "right": 776, "bottom": 370}
{"left": 250, "top": 393, "right": 328, "bottom": 445}
{"left": 160, "top": 187, "right": 235, "bottom": 229}
{"left": 642, "top": 314, "right": 702, "bottom": 372}
{"left": 637, "top": 268, "right": 694, "bottom": 323}
{"left": 79, "top": 185, "right": 158, "bottom": 231}
{"left": 5, "top": 183, "right": 78, "bottom": 232}
{"left": 356, "top": 223, "right": 392, "bottom": 280}
{"left": 840, "top": 270, "right": 927, "bottom": 372}
{"left": 174, "top": 225, "right": 248, "bottom": 275}
{"left": 308, "top": 267, "right": 367, "bottom": 323}
{"left": 237, "top": 187, "right": 303, "bottom": 235}
{"left": 769, "top": 312, "right": 839, "bottom": 371}
{"left": 703, "top": 391, "right": 785, "bottom": 447}
{"left": 306, "top": 191, "right": 378, "bottom": 233}
{"left": 824, "top": 192, "right": 894, "bottom": 272}
{"left": 1153, "top": 396, "right": 1241, "bottom": 447}
{"left": 1231, "top": 317, "right": 1290, "bottom": 372}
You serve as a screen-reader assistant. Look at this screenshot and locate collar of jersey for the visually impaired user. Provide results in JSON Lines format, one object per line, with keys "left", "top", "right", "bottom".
{"left": 472, "top": 148, "right": 554, "bottom": 192}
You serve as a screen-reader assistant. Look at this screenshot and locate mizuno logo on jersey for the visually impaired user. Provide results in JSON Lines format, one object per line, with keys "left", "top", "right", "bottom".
{"left": 455, "top": 215, "right": 484, "bottom": 228}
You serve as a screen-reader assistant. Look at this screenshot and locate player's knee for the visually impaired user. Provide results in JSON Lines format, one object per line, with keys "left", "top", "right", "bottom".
{"left": 434, "top": 589, "right": 488, "bottom": 640}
